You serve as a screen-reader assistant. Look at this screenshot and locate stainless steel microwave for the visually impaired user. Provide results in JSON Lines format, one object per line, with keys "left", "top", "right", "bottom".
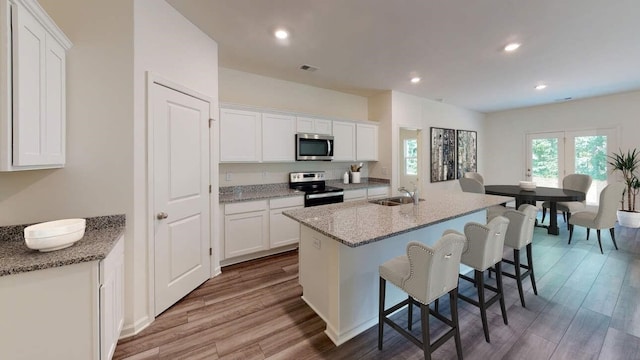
{"left": 296, "top": 133, "right": 334, "bottom": 161}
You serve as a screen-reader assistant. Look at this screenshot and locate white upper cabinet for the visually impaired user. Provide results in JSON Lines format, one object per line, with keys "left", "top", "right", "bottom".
{"left": 332, "top": 121, "right": 356, "bottom": 161}
{"left": 0, "top": 0, "right": 72, "bottom": 171}
{"left": 262, "top": 112, "right": 296, "bottom": 162}
{"left": 220, "top": 108, "right": 262, "bottom": 162}
{"left": 296, "top": 116, "right": 332, "bottom": 135}
{"left": 356, "top": 123, "right": 378, "bottom": 161}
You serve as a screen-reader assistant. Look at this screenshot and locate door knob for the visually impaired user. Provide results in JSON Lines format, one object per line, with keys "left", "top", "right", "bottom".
{"left": 157, "top": 212, "right": 168, "bottom": 220}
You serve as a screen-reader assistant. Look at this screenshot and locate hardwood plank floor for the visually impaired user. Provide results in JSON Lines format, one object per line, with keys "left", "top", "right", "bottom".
{"left": 114, "top": 215, "right": 640, "bottom": 360}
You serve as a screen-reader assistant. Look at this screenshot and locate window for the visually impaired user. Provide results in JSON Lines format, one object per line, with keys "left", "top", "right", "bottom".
{"left": 404, "top": 139, "right": 418, "bottom": 175}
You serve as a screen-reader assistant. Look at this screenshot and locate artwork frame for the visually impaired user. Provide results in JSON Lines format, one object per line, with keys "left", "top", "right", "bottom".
{"left": 430, "top": 127, "right": 456, "bottom": 182}
{"left": 457, "top": 129, "right": 477, "bottom": 179}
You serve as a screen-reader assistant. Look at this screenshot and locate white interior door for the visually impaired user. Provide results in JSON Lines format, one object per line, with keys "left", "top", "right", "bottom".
{"left": 526, "top": 129, "right": 616, "bottom": 206}
{"left": 153, "top": 83, "right": 210, "bottom": 316}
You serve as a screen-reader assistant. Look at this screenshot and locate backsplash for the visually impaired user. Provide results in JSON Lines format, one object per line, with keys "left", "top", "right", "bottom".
{"left": 219, "top": 162, "right": 371, "bottom": 186}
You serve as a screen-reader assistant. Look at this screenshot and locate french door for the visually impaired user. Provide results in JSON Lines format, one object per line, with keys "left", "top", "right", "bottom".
{"left": 526, "top": 129, "right": 616, "bottom": 205}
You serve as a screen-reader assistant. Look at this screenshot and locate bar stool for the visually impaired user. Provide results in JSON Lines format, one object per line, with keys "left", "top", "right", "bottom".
{"left": 499, "top": 204, "right": 538, "bottom": 307}
{"left": 445, "top": 215, "right": 509, "bottom": 343}
{"left": 378, "top": 234, "right": 467, "bottom": 360}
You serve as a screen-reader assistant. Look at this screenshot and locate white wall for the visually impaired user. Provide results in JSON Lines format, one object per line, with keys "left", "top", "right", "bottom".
{"left": 220, "top": 68, "right": 368, "bottom": 121}
{"left": 132, "top": 0, "right": 219, "bottom": 336}
{"left": 484, "top": 90, "right": 640, "bottom": 185}
{"left": 389, "top": 91, "right": 486, "bottom": 196}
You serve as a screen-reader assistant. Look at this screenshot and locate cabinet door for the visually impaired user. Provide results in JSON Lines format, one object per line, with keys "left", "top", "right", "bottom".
{"left": 100, "top": 236, "right": 124, "bottom": 360}
{"left": 297, "top": 116, "right": 332, "bottom": 135}
{"left": 356, "top": 124, "right": 378, "bottom": 161}
{"left": 220, "top": 108, "right": 262, "bottom": 162}
{"left": 270, "top": 206, "right": 303, "bottom": 248}
{"left": 12, "top": 6, "right": 66, "bottom": 167}
{"left": 262, "top": 112, "right": 295, "bottom": 162}
{"left": 314, "top": 119, "right": 332, "bottom": 135}
{"left": 225, "top": 210, "right": 269, "bottom": 258}
{"left": 344, "top": 189, "right": 367, "bottom": 201}
{"left": 367, "top": 186, "right": 390, "bottom": 200}
{"left": 332, "top": 121, "right": 356, "bottom": 161}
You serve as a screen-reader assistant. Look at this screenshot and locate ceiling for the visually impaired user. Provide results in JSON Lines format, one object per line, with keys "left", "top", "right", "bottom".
{"left": 167, "top": 0, "right": 640, "bottom": 113}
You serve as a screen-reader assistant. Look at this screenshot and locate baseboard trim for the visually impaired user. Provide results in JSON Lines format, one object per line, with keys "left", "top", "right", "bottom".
{"left": 119, "top": 315, "right": 152, "bottom": 339}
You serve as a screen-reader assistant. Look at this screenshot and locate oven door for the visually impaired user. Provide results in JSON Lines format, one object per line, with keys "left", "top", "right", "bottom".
{"left": 296, "top": 133, "right": 334, "bottom": 161}
{"left": 305, "top": 192, "right": 344, "bottom": 207}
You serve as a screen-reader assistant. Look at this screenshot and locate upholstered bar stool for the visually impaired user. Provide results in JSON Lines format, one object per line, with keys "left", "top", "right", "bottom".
{"left": 378, "top": 234, "right": 467, "bottom": 360}
{"left": 459, "top": 178, "right": 508, "bottom": 221}
{"left": 445, "top": 216, "right": 510, "bottom": 343}
{"left": 498, "top": 204, "right": 539, "bottom": 307}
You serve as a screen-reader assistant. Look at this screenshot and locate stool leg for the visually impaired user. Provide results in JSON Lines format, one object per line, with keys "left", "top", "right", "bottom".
{"left": 587, "top": 228, "right": 590, "bottom": 240}
{"left": 513, "top": 249, "right": 526, "bottom": 307}
{"left": 495, "top": 261, "right": 509, "bottom": 325}
{"left": 450, "top": 290, "right": 463, "bottom": 360}
{"left": 597, "top": 229, "right": 603, "bottom": 254}
{"left": 610, "top": 227, "right": 619, "bottom": 250}
{"left": 476, "top": 270, "right": 491, "bottom": 343}
{"left": 378, "top": 277, "right": 385, "bottom": 350}
{"left": 568, "top": 224, "right": 574, "bottom": 244}
{"left": 408, "top": 296, "right": 413, "bottom": 331}
{"left": 420, "top": 303, "right": 432, "bottom": 360}
{"left": 526, "top": 243, "right": 538, "bottom": 295}
{"left": 541, "top": 207, "right": 547, "bottom": 223}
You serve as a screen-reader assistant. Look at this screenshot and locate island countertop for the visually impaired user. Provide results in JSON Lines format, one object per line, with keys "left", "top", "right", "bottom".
{"left": 283, "top": 191, "right": 512, "bottom": 247}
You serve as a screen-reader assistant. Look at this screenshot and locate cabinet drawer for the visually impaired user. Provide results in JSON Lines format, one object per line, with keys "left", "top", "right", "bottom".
{"left": 344, "top": 189, "right": 367, "bottom": 201}
{"left": 270, "top": 196, "right": 304, "bottom": 209}
{"left": 225, "top": 200, "right": 268, "bottom": 215}
{"left": 367, "top": 186, "right": 389, "bottom": 198}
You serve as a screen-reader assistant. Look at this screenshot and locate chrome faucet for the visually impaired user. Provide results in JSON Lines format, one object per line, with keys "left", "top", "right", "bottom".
{"left": 398, "top": 183, "right": 419, "bottom": 205}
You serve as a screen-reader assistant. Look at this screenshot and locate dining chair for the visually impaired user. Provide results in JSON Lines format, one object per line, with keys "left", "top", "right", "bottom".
{"left": 444, "top": 215, "right": 510, "bottom": 343}
{"left": 498, "top": 204, "right": 538, "bottom": 307}
{"left": 378, "top": 234, "right": 466, "bottom": 360}
{"left": 541, "top": 174, "right": 592, "bottom": 229}
{"left": 568, "top": 182, "right": 625, "bottom": 253}
{"left": 464, "top": 172, "right": 485, "bottom": 185}
{"left": 459, "top": 178, "right": 509, "bottom": 220}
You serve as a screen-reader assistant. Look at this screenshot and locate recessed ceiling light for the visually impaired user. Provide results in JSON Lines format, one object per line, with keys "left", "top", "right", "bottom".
{"left": 410, "top": 77, "right": 421, "bottom": 84}
{"left": 274, "top": 29, "right": 289, "bottom": 40}
{"left": 504, "top": 43, "right": 521, "bottom": 52}
{"left": 535, "top": 84, "right": 547, "bottom": 90}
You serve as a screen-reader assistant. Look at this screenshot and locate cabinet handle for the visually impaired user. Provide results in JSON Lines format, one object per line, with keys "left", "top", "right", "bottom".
{"left": 157, "top": 212, "right": 168, "bottom": 220}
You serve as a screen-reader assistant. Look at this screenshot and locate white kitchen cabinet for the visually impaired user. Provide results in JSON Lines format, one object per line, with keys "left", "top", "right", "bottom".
{"left": 367, "top": 186, "right": 390, "bottom": 200}
{"left": 297, "top": 116, "right": 332, "bottom": 135}
{"left": 220, "top": 108, "right": 262, "bottom": 162}
{"left": 356, "top": 123, "right": 378, "bottom": 161}
{"left": 332, "top": 121, "right": 356, "bottom": 161}
{"left": 224, "top": 200, "right": 269, "bottom": 258}
{"left": 0, "top": 235, "right": 124, "bottom": 360}
{"left": 344, "top": 188, "right": 367, "bottom": 202}
{"left": 269, "top": 196, "right": 304, "bottom": 248}
{"left": 0, "top": 0, "right": 72, "bottom": 171}
{"left": 262, "top": 112, "right": 296, "bottom": 162}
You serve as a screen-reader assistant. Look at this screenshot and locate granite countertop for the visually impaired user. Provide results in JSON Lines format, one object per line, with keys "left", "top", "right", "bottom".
{"left": 0, "top": 215, "right": 125, "bottom": 276}
{"left": 219, "top": 178, "right": 390, "bottom": 203}
{"left": 283, "top": 191, "right": 512, "bottom": 248}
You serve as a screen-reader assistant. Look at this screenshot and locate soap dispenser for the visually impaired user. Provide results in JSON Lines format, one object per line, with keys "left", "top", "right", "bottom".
{"left": 343, "top": 171, "right": 349, "bottom": 184}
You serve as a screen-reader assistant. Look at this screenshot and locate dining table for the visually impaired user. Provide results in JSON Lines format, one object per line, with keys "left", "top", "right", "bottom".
{"left": 484, "top": 185, "right": 586, "bottom": 235}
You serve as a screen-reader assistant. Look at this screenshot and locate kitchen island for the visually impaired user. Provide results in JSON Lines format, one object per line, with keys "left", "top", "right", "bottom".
{"left": 283, "top": 191, "right": 512, "bottom": 345}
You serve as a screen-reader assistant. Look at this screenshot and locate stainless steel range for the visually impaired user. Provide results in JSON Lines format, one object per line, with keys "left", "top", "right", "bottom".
{"left": 289, "top": 171, "right": 344, "bottom": 207}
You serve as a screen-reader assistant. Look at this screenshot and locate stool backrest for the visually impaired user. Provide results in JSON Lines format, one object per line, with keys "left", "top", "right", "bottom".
{"left": 502, "top": 204, "right": 538, "bottom": 249}
{"left": 464, "top": 172, "right": 485, "bottom": 184}
{"left": 403, "top": 234, "right": 466, "bottom": 305}
{"left": 461, "top": 216, "right": 509, "bottom": 271}
{"left": 459, "top": 177, "right": 485, "bottom": 194}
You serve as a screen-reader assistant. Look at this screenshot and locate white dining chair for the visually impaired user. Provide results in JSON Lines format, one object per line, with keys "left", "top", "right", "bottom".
{"left": 541, "top": 174, "right": 592, "bottom": 229}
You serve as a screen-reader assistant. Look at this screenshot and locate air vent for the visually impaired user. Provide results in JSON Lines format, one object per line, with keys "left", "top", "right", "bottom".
{"left": 299, "top": 64, "right": 319, "bottom": 72}
{"left": 554, "top": 97, "right": 573, "bottom": 102}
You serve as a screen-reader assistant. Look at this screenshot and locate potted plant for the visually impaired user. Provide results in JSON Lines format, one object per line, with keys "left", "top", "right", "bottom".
{"left": 608, "top": 148, "right": 640, "bottom": 227}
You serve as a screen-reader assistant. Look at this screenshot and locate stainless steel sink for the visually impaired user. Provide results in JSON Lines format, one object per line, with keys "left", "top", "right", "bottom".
{"left": 369, "top": 196, "right": 424, "bottom": 206}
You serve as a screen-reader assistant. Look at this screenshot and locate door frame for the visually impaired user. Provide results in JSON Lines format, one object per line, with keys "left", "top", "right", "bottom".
{"left": 146, "top": 72, "right": 216, "bottom": 321}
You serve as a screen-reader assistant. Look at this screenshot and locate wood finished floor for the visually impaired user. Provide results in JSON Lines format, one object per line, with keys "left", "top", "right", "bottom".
{"left": 114, "top": 215, "right": 640, "bottom": 360}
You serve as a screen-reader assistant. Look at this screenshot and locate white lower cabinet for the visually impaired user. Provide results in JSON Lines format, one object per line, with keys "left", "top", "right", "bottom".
{"left": 344, "top": 188, "right": 367, "bottom": 202}
{"left": 0, "top": 235, "right": 124, "bottom": 360}
{"left": 224, "top": 200, "right": 269, "bottom": 258}
{"left": 269, "top": 197, "right": 304, "bottom": 248}
{"left": 367, "top": 186, "right": 390, "bottom": 199}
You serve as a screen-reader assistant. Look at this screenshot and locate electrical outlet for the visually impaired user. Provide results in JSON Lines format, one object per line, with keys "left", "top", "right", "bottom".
{"left": 225, "top": 172, "right": 232, "bottom": 181}
{"left": 262, "top": 171, "right": 268, "bottom": 179}
{"left": 382, "top": 167, "right": 388, "bottom": 176}
{"left": 312, "top": 237, "right": 321, "bottom": 250}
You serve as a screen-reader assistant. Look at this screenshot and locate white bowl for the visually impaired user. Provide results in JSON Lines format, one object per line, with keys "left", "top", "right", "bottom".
{"left": 24, "top": 218, "right": 86, "bottom": 252}
{"left": 519, "top": 181, "right": 536, "bottom": 191}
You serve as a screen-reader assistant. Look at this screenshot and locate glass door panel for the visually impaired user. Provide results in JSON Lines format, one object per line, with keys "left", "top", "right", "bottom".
{"left": 526, "top": 132, "right": 564, "bottom": 188}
